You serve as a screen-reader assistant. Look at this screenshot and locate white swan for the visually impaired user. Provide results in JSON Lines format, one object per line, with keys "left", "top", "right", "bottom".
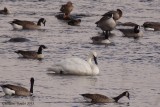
{"left": 48, "top": 52, "right": 99, "bottom": 76}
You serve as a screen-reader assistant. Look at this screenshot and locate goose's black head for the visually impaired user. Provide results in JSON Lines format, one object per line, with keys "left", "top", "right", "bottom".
{"left": 38, "top": 18, "right": 46, "bottom": 26}
{"left": 30, "top": 77, "right": 34, "bottom": 84}
{"left": 4, "top": 7, "right": 8, "bottom": 12}
{"left": 134, "top": 25, "right": 140, "bottom": 33}
{"left": 40, "top": 45, "right": 47, "bottom": 49}
{"left": 37, "top": 45, "right": 47, "bottom": 54}
{"left": 124, "top": 91, "right": 130, "bottom": 100}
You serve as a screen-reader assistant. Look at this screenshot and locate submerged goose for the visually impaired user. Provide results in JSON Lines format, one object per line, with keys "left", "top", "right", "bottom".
{"left": 15, "top": 45, "right": 47, "bottom": 59}
{"left": 8, "top": 37, "right": 30, "bottom": 42}
{"left": 91, "top": 34, "right": 111, "bottom": 44}
{"left": 60, "top": 1, "right": 74, "bottom": 18}
{"left": 143, "top": 21, "right": 160, "bottom": 31}
{"left": 9, "top": 18, "right": 46, "bottom": 30}
{"left": 1, "top": 78, "right": 34, "bottom": 96}
{"left": 81, "top": 91, "right": 130, "bottom": 103}
{"left": 48, "top": 52, "right": 99, "bottom": 76}
{"left": 0, "top": 7, "right": 10, "bottom": 15}
{"left": 117, "top": 22, "right": 138, "bottom": 27}
{"left": 102, "top": 9, "right": 123, "bottom": 21}
{"left": 68, "top": 19, "right": 81, "bottom": 26}
{"left": 118, "top": 25, "right": 143, "bottom": 38}
{"left": 95, "top": 13, "right": 116, "bottom": 36}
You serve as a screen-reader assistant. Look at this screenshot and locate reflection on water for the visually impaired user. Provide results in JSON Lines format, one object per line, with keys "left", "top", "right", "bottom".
{"left": 0, "top": 0, "right": 160, "bottom": 107}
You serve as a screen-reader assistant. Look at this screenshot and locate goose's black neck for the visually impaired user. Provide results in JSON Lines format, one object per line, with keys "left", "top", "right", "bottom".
{"left": 37, "top": 46, "right": 43, "bottom": 54}
{"left": 30, "top": 78, "right": 34, "bottom": 94}
{"left": 113, "top": 92, "right": 126, "bottom": 102}
{"left": 134, "top": 25, "right": 140, "bottom": 33}
{"left": 37, "top": 20, "right": 42, "bottom": 26}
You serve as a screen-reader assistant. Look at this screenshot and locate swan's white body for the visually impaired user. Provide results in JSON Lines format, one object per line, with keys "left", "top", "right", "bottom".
{"left": 48, "top": 52, "right": 99, "bottom": 75}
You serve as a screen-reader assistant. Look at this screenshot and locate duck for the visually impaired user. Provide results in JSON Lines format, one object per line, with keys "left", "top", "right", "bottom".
{"left": 95, "top": 13, "right": 116, "bottom": 37}
{"left": 102, "top": 9, "right": 123, "bottom": 21}
{"left": 118, "top": 25, "right": 143, "bottom": 39}
{"left": 15, "top": 45, "right": 47, "bottom": 59}
{"left": 0, "top": 7, "right": 10, "bottom": 15}
{"left": 91, "top": 34, "right": 111, "bottom": 44}
{"left": 81, "top": 91, "right": 130, "bottom": 103}
{"left": 60, "top": 1, "right": 74, "bottom": 18}
{"left": 68, "top": 19, "right": 81, "bottom": 26}
{"left": 48, "top": 52, "right": 99, "bottom": 76}
{"left": 55, "top": 13, "right": 72, "bottom": 20}
{"left": 1, "top": 78, "right": 34, "bottom": 96}
{"left": 143, "top": 21, "right": 160, "bottom": 31}
{"left": 9, "top": 18, "right": 46, "bottom": 30}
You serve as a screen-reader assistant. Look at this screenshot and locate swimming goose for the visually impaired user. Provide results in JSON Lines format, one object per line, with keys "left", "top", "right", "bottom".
{"left": 15, "top": 45, "right": 47, "bottom": 59}
{"left": 48, "top": 52, "right": 99, "bottom": 76}
{"left": 9, "top": 18, "right": 46, "bottom": 30}
{"left": 0, "top": 7, "right": 10, "bottom": 15}
{"left": 91, "top": 34, "right": 111, "bottom": 44}
{"left": 81, "top": 91, "right": 130, "bottom": 103}
{"left": 60, "top": 1, "right": 74, "bottom": 19}
{"left": 1, "top": 78, "right": 34, "bottom": 96}
{"left": 118, "top": 25, "right": 143, "bottom": 38}
{"left": 96, "top": 13, "right": 116, "bottom": 37}
{"left": 68, "top": 19, "right": 81, "bottom": 26}
{"left": 143, "top": 21, "right": 160, "bottom": 31}
{"left": 102, "top": 9, "right": 123, "bottom": 21}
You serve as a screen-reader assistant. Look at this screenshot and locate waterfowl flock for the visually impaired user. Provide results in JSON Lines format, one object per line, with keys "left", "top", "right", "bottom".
{"left": 0, "top": 0, "right": 159, "bottom": 106}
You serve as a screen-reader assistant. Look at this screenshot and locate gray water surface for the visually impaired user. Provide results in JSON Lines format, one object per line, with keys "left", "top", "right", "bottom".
{"left": 0, "top": 0, "right": 160, "bottom": 107}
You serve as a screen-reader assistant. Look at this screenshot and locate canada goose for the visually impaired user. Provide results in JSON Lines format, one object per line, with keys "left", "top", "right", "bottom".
{"left": 81, "top": 91, "right": 130, "bottom": 103}
{"left": 118, "top": 25, "right": 143, "bottom": 39}
{"left": 1, "top": 78, "right": 34, "bottom": 96}
{"left": 60, "top": 1, "right": 74, "bottom": 18}
{"left": 91, "top": 34, "right": 111, "bottom": 44}
{"left": 95, "top": 13, "right": 116, "bottom": 36}
{"left": 48, "top": 52, "right": 99, "bottom": 76}
{"left": 68, "top": 19, "right": 81, "bottom": 26}
{"left": 15, "top": 45, "right": 47, "bottom": 59}
{"left": 9, "top": 18, "right": 46, "bottom": 30}
{"left": 102, "top": 9, "right": 123, "bottom": 21}
{"left": 143, "top": 21, "right": 160, "bottom": 31}
{"left": 0, "top": 7, "right": 10, "bottom": 15}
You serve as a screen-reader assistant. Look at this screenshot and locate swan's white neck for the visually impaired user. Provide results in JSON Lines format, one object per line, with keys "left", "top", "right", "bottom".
{"left": 87, "top": 56, "right": 92, "bottom": 65}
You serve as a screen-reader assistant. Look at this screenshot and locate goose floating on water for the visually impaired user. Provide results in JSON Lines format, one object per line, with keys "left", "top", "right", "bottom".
{"left": 0, "top": 7, "right": 10, "bottom": 15}
{"left": 9, "top": 18, "right": 46, "bottom": 30}
{"left": 15, "top": 45, "right": 47, "bottom": 59}
{"left": 1, "top": 78, "right": 34, "bottom": 96}
{"left": 81, "top": 91, "right": 130, "bottom": 103}
{"left": 118, "top": 25, "right": 143, "bottom": 39}
{"left": 143, "top": 21, "right": 160, "bottom": 31}
{"left": 48, "top": 51, "right": 99, "bottom": 76}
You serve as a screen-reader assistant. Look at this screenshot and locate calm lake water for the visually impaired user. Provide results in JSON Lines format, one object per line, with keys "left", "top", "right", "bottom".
{"left": 0, "top": 0, "right": 160, "bottom": 107}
